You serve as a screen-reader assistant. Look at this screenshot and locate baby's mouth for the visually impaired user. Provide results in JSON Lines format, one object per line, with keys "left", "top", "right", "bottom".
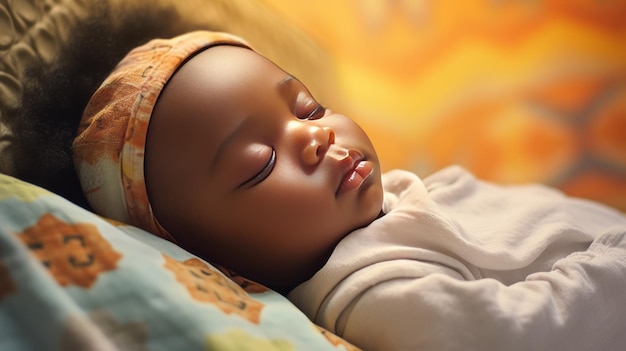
{"left": 335, "top": 149, "right": 373, "bottom": 195}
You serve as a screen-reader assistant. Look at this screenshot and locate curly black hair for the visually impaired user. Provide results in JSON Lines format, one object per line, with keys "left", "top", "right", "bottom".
{"left": 4, "top": 1, "right": 216, "bottom": 209}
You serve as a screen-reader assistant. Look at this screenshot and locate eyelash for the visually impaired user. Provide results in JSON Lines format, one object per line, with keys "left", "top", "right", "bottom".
{"left": 239, "top": 148, "right": 276, "bottom": 188}
{"left": 295, "top": 90, "right": 326, "bottom": 120}
{"left": 304, "top": 104, "right": 326, "bottom": 120}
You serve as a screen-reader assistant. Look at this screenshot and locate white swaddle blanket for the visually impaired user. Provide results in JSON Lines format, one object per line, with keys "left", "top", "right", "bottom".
{"left": 289, "top": 166, "right": 626, "bottom": 351}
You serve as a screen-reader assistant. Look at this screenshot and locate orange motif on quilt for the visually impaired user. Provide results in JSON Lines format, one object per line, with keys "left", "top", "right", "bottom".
{"left": 163, "top": 255, "right": 264, "bottom": 324}
{"left": 0, "top": 260, "right": 16, "bottom": 300}
{"left": 17, "top": 213, "right": 122, "bottom": 288}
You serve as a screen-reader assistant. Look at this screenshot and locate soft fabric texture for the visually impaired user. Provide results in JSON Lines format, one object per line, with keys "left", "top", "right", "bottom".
{"left": 288, "top": 166, "right": 626, "bottom": 351}
{"left": 0, "top": 172, "right": 360, "bottom": 351}
{"left": 72, "top": 31, "right": 249, "bottom": 242}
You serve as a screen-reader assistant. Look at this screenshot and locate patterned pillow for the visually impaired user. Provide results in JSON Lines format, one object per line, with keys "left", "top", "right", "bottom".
{"left": 0, "top": 173, "right": 359, "bottom": 350}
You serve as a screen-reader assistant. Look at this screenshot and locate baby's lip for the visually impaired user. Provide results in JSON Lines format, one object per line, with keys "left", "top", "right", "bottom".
{"left": 335, "top": 149, "right": 371, "bottom": 195}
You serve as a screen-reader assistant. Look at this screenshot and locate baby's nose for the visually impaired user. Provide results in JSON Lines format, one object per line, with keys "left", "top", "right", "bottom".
{"left": 302, "top": 126, "right": 335, "bottom": 165}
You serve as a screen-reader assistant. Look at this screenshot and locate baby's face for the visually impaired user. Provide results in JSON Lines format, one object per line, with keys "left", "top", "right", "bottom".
{"left": 145, "top": 45, "right": 383, "bottom": 291}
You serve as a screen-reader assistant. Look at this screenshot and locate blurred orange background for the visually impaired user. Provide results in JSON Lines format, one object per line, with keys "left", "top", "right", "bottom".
{"left": 260, "top": 0, "right": 626, "bottom": 212}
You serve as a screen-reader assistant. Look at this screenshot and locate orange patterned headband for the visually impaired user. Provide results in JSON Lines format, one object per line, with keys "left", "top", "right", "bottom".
{"left": 72, "top": 31, "right": 250, "bottom": 242}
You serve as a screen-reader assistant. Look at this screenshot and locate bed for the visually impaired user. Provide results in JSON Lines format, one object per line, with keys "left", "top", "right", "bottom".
{"left": 1, "top": 0, "right": 625, "bottom": 350}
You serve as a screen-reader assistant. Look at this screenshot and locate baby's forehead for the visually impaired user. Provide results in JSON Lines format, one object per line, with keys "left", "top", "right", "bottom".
{"left": 175, "top": 44, "right": 284, "bottom": 83}
{"left": 150, "top": 46, "right": 284, "bottom": 142}
{"left": 165, "top": 45, "right": 292, "bottom": 107}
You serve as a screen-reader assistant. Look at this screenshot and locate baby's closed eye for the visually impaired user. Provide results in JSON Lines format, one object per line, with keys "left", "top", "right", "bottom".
{"left": 238, "top": 147, "right": 275, "bottom": 188}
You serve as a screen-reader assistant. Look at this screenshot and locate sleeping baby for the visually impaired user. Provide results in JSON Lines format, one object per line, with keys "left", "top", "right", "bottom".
{"left": 72, "top": 31, "right": 626, "bottom": 351}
